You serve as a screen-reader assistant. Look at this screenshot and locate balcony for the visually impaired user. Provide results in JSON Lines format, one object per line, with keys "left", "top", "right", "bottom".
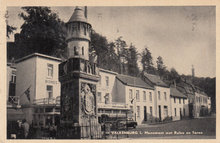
{"left": 97, "top": 102, "right": 129, "bottom": 110}
{"left": 7, "top": 96, "right": 21, "bottom": 108}
{"left": 33, "top": 96, "right": 60, "bottom": 106}
{"left": 59, "top": 58, "right": 98, "bottom": 77}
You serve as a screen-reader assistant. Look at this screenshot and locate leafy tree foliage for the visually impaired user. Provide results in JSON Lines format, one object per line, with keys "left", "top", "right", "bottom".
{"left": 115, "top": 36, "right": 128, "bottom": 74}
{"left": 15, "top": 7, "right": 67, "bottom": 58}
{"left": 5, "top": 11, "right": 17, "bottom": 38}
{"left": 90, "top": 31, "right": 120, "bottom": 72}
{"left": 126, "top": 44, "right": 139, "bottom": 76}
{"left": 141, "top": 47, "right": 156, "bottom": 74}
{"left": 156, "top": 56, "right": 166, "bottom": 78}
{"left": 7, "top": 25, "right": 16, "bottom": 38}
{"left": 169, "top": 68, "right": 180, "bottom": 81}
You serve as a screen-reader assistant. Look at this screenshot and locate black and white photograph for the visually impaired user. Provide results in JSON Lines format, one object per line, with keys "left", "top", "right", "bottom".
{"left": 3, "top": 4, "right": 217, "bottom": 141}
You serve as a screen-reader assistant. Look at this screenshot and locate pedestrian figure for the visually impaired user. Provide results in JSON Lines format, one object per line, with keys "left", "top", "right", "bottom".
{"left": 17, "top": 120, "right": 24, "bottom": 139}
{"left": 22, "top": 119, "right": 30, "bottom": 139}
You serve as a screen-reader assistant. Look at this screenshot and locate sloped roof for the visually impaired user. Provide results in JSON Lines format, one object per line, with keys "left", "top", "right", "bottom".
{"left": 68, "top": 6, "right": 88, "bottom": 23}
{"left": 143, "top": 72, "right": 169, "bottom": 87}
{"left": 170, "top": 86, "right": 187, "bottom": 98}
{"left": 116, "top": 74, "right": 154, "bottom": 90}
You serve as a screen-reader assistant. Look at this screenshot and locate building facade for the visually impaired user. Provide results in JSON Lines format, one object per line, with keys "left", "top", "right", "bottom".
{"left": 177, "top": 80, "right": 211, "bottom": 118}
{"left": 142, "top": 73, "right": 172, "bottom": 121}
{"left": 112, "top": 74, "right": 155, "bottom": 125}
{"left": 97, "top": 69, "right": 130, "bottom": 121}
{"left": 15, "top": 53, "right": 62, "bottom": 125}
{"left": 170, "top": 86, "right": 189, "bottom": 121}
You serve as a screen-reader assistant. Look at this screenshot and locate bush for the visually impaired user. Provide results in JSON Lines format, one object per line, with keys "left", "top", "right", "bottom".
{"left": 162, "top": 116, "right": 172, "bottom": 122}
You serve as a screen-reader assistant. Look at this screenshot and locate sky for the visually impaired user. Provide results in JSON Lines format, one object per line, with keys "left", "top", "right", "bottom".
{"left": 7, "top": 6, "right": 216, "bottom": 78}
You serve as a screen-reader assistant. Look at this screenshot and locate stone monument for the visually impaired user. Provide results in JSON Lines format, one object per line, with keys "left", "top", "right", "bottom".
{"left": 58, "top": 6, "right": 101, "bottom": 139}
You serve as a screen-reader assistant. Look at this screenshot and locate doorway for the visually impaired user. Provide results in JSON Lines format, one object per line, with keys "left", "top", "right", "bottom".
{"left": 158, "top": 105, "right": 161, "bottom": 122}
{"left": 144, "top": 106, "right": 147, "bottom": 121}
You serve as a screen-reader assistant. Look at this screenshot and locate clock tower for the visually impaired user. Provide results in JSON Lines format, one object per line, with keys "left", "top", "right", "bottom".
{"left": 58, "top": 6, "right": 101, "bottom": 139}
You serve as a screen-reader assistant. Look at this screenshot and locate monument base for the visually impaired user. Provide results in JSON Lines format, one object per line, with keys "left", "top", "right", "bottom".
{"left": 57, "top": 121, "right": 102, "bottom": 139}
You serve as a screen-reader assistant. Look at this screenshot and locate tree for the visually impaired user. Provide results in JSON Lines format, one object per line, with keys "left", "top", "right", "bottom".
{"left": 90, "top": 31, "right": 120, "bottom": 72}
{"left": 169, "top": 68, "right": 180, "bottom": 81}
{"left": 114, "top": 36, "right": 128, "bottom": 74}
{"left": 5, "top": 10, "right": 17, "bottom": 38}
{"left": 141, "top": 47, "right": 155, "bottom": 74}
{"left": 16, "top": 7, "right": 67, "bottom": 58}
{"left": 7, "top": 25, "right": 16, "bottom": 38}
{"left": 126, "top": 43, "right": 139, "bottom": 76}
{"left": 156, "top": 56, "right": 166, "bottom": 78}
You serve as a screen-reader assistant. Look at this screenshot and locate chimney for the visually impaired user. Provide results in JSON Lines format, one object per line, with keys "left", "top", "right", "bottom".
{"left": 85, "top": 6, "right": 87, "bottom": 18}
{"left": 174, "top": 80, "right": 176, "bottom": 88}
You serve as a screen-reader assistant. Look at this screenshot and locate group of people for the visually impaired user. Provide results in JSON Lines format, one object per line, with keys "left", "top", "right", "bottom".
{"left": 11, "top": 118, "right": 58, "bottom": 139}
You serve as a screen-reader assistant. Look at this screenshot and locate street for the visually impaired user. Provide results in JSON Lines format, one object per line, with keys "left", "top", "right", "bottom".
{"left": 109, "top": 116, "right": 216, "bottom": 139}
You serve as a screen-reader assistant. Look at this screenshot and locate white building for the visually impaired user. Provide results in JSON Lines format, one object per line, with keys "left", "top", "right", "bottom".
{"left": 15, "top": 53, "right": 62, "bottom": 125}
{"left": 112, "top": 74, "right": 155, "bottom": 125}
{"left": 142, "top": 73, "right": 171, "bottom": 121}
{"left": 194, "top": 87, "right": 210, "bottom": 118}
{"left": 97, "top": 69, "right": 130, "bottom": 121}
{"left": 170, "top": 86, "right": 189, "bottom": 121}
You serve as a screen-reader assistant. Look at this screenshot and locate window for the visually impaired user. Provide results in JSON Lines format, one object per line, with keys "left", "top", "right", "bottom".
{"left": 183, "top": 99, "right": 185, "bottom": 104}
{"left": 47, "top": 64, "right": 53, "bottom": 77}
{"left": 129, "top": 89, "right": 133, "bottom": 100}
{"left": 84, "top": 25, "right": 86, "bottom": 35}
{"left": 143, "top": 91, "right": 146, "bottom": 101}
{"left": 137, "top": 106, "right": 140, "bottom": 117}
{"left": 136, "top": 90, "right": 140, "bottom": 101}
{"left": 105, "top": 76, "right": 109, "bottom": 87}
{"left": 158, "top": 91, "right": 161, "bottom": 100}
{"left": 47, "top": 85, "right": 53, "bottom": 98}
{"left": 174, "top": 97, "right": 176, "bottom": 103}
{"left": 179, "top": 98, "right": 181, "bottom": 104}
{"left": 97, "top": 92, "right": 102, "bottom": 103}
{"left": 164, "top": 92, "right": 167, "bottom": 101}
{"left": 74, "top": 46, "right": 79, "bottom": 55}
{"left": 149, "top": 92, "right": 152, "bottom": 102}
{"left": 150, "top": 106, "right": 153, "bottom": 116}
{"left": 174, "top": 108, "right": 176, "bottom": 116}
{"left": 82, "top": 46, "right": 84, "bottom": 55}
{"left": 183, "top": 108, "right": 185, "bottom": 116}
{"left": 104, "top": 93, "right": 110, "bottom": 104}
{"left": 11, "top": 75, "right": 16, "bottom": 83}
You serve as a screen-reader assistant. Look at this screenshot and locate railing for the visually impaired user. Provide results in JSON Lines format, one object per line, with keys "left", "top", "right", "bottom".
{"left": 98, "top": 102, "right": 128, "bottom": 109}
{"left": 8, "top": 96, "right": 20, "bottom": 105}
{"left": 34, "top": 96, "right": 60, "bottom": 105}
{"left": 59, "top": 58, "right": 98, "bottom": 78}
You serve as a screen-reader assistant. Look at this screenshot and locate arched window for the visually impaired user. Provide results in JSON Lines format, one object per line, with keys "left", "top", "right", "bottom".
{"left": 82, "top": 46, "right": 84, "bottom": 55}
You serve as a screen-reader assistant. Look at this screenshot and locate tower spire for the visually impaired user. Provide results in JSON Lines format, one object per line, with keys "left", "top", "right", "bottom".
{"left": 66, "top": 6, "right": 92, "bottom": 60}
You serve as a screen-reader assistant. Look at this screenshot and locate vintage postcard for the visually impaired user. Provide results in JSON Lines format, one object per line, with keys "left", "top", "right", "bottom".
{"left": 0, "top": 0, "right": 219, "bottom": 142}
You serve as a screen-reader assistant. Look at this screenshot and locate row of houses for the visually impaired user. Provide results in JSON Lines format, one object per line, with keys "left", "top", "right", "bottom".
{"left": 7, "top": 53, "right": 211, "bottom": 126}
{"left": 7, "top": 7, "right": 211, "bottom": 128}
